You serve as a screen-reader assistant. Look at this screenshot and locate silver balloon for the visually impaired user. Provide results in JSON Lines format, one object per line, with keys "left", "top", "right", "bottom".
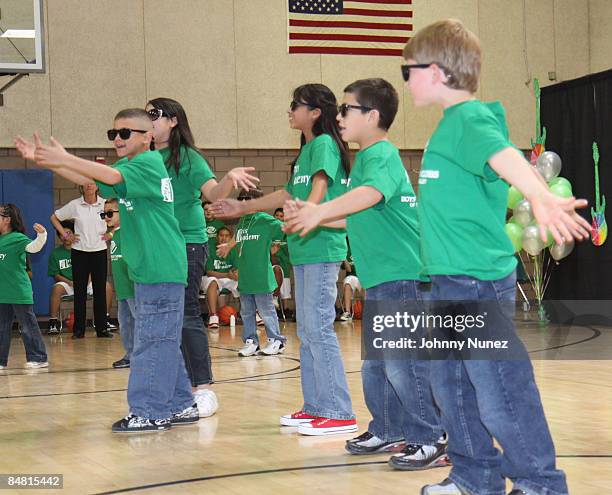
{"left": 522, "top": 224, "right": 544, "bottom": 256}
{"left": 536, "top": 151, "right": 562, "bottom": 182}
{"left": 513, "top": 199, "right": 534, "bottom": 227}
{"left": 549, "top": 238, "right": 575, "bottom": 261}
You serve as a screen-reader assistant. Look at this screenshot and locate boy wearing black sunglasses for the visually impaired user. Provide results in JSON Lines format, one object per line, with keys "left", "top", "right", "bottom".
{"left": 15, "top": 108, "right": 197, "bottom": 434}
{"left": 283, "top": 78, "right": 446, "bottom": 469}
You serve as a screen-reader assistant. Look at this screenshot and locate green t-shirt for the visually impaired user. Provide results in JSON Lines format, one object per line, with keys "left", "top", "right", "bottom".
{"left": 206, "top": 218, "right": 226, "bottom": 256}
{"left": 206, "top": 248, "right": 237, "bottom": 274}
{"left": 418, "top": 100, "right": 517, "bottom": 280}
{"left": 109, "top": 228, "right": 134, "bottom": 301}
{"left": 235, "top": 212, "right": 283, "bottom": 294}
{"left": 284, "top": 133, "right": 348, "bottom": 265}
{"left": 96, "top": 151, "right": 187, "bottom": 286}
{"left": 272, "top": 237, "right": 292, "bottom": 277}
{"left": 159, "top": 146, "right": 215, "bottom": 244}
{"left": 0, "top": 232, "right": 33, "bottom": 304}
{"left": 47, "top": 245, "right": 73, "bottom": 281}
{"left": 346, "top": 140, "right": 422, "bottom": 289}
{"left": 345, "top": 240, "right": 357, "bottom": 278}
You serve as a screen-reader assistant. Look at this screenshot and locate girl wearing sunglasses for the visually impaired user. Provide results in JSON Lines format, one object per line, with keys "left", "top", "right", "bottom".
{"left": 210, "top": 84, "right": 357, "bottom": 436}
{"left": 144, "top": 97, "right": 259, "bottom": 419}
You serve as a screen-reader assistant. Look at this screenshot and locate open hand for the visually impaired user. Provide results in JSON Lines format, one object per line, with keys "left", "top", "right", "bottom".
{"left": 33, "top": 223, "right": 46, "bottom": 234}
{"left": 530, "top": 192, "right": 590, "bottom": 244}
{"left": 226, "top": 167, "right": 260, "bottom": 191}
{"left": 210, "top": 198, "right": 245, "bottom": 220}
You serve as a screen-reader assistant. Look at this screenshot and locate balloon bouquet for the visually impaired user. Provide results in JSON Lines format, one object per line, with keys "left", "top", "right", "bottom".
{"left": 504, "top": 79, "right": 575, "bottom": 322}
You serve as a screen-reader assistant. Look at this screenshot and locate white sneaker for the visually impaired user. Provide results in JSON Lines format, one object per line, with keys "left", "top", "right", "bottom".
{"left": 24, "top": 361, "right": 48, "bottom": 369}
{"left": 194, "top": 389, "right": 219, "bottom": 418}
{"left": 238, "top": 339, "right": 259, "bottom": 357}
{"left": 0, "top": 365, "right": 6, "bottom": 370}
{"left": 339, "top": 311, "right": 352, "bottom": 321}
{"left": 260, "top": 339, "right": 285, "bottom": 356}
{"left": 256, "top": 311, "right": 264, "bottom": 326}
{"left": 208, "top": 314, "right": 219, "bottom": 330}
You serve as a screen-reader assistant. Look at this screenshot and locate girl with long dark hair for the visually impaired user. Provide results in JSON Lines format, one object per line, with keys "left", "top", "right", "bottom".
{"left": 145, "top": 97, "right": 258, "bottom": 418}
{"left": 0, "top": 204, "right": 48, "bottom": 369}
{"left": 210, "top": 84, "right": 357, "bottom": 436}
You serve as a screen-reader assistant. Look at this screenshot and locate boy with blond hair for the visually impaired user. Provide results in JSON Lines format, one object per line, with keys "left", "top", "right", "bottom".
{"left": 401, "top": 19, "right": 589, "bottom": 495}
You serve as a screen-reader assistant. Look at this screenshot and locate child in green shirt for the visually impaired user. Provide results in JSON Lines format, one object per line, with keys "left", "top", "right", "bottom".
{"left": 101, "top": 198, "right": 134, "bottom": 370}
{"left": 231, "top": 189, "right": 286, "bottom": 357}
{"left": 401, "top": 20, "right": 588, "bottom": 494}
{"left": 0, "top": 204, "right": 48, "bottom": 369}
{"left": 15, "top": 108, "right": 199, "bottom": 433}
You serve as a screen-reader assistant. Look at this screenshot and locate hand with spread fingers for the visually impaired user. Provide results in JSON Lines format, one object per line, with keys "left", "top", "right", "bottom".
{"left": 530, "top": 192, "right": 591, "bottom": 245}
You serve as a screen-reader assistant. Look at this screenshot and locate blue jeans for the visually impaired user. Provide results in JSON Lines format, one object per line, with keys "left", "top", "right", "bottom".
{"left": 118, "top": 298, "right": 135, "bottom": 361}
{"left": 294, "top": 263, "right": 354, "bottom": 420}
{"left": 240, "top": 292, "right": 286, "bottom": 344}
{"left": 430, "top": 273, "right": 568, "bottom": 495}
{"left": 0, "top": 304, "right": 47, "bottom": 366}
{"left": 127, "top": 283, "right": 194, "bottom": 420}
{"left": 363, "top": 280, "right": 443, "bottom": 444}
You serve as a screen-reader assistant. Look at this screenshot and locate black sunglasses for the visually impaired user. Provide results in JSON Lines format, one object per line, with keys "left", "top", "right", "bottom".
{"left": 401, "top": 63, "right": 433, "bottom": 82}
{"left": 106, "top": 128, "right": 148, "bottom": 141}
{"left": 99, "top": 210, "right": 119, "bottom": 219}
{"left": 337, "top": 103, "right": 373, "bottom": 118}
{"left": 290, "top": 100, "right": 318, "bottom": 112}
{"left": 147, "top": 108, "right": 167, "bottom": 121}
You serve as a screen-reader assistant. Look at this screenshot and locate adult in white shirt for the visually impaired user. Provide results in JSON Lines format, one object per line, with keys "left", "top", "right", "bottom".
{"left": 51, "top": 183, "right": 112, "bottom": 339}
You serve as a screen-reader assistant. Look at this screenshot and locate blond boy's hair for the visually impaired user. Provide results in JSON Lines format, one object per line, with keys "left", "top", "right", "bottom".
{"left": 402, "top": 19, "right": 481, "bottom": 94}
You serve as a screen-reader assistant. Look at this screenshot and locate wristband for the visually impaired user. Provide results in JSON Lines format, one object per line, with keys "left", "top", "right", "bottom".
{"left": 62, "top": 232, "right": 70, "bottom": 240}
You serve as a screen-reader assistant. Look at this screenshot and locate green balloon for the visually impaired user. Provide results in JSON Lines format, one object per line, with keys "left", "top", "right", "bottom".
{"left": 549, "top": 177, "right": 572, "bottom": 192}
{"left": 549, "top": 182, "right": 573, "bottom": 198}
{"left": 508, "top": 215, "right": 517, "bottom": 224}
{"left": 507, "top": 186, "right": 524, "bottom": 210}
{"left": 505, "top": 222, "right": 524, "bottom": 252}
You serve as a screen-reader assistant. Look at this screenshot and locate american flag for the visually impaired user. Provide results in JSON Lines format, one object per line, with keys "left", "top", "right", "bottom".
{"left": 287, "top": 0, "right": 412, "bottom": 56}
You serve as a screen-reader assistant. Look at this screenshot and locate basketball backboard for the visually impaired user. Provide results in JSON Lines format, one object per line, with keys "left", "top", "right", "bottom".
{"left": 0, "top": 0, "right": 45, "bottom": 74}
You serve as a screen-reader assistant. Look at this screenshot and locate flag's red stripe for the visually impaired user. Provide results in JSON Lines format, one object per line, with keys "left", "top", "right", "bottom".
{"left": 343, "top": 8, "right": 412, "bottom": 17}
{"left": 348, "top": 0, "right": 411, "bottom": 4}
{"left": 290, "top": 33, "right": 409, "bottom": 43}
{"left": 289, "top": 46, "right": 405, "bottom": 56}
{"left": 289, "top": 19, "right": 412, "bottom": 31}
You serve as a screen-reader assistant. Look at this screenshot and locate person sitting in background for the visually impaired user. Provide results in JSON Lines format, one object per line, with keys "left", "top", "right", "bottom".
{"left": 201, "top": 226, "right": 239, "bottom": 330}
{"left": 271, "top": 208, "right": 292, "bottom": 313}
{"left": 47, "top": 220, "right": 114, "bottom": 335}
{"left": 339, "top": 238, "right": 363, "bottom": 322}
{"left": 203, "top": 201, "right": 226, "bottom": 258}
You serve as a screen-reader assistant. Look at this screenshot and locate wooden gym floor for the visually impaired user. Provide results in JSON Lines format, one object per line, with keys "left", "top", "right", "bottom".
{"left": 0, "top": 317, "right": 610, "bottom": 494}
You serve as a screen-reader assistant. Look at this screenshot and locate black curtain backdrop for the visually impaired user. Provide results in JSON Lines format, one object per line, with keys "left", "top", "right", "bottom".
{"left": 542, "top": 69, "right": 612, "bottom": 300}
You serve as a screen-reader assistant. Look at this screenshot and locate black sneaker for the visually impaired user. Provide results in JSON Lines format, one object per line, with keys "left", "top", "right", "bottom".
{"left": 71, "top": 333, "right": 84, "bottom": 340}
{"left": 170, "top": 404, "right": 200, "bottom": 426}
{"left": 508, "top": 490, "right": 529, "bottom": 495}
{"left": 111, "top": 414, "right": 171, "bottom": 433}
{"left": 48, "top": 319, "right": 61, "bottom": 335}
{"left": 96, "top": 330, "right": 114, "bottom": 339}
{"left": 345, "top": 431, "right": 406, "bottom": 455}
{"left": 112, "top": 357, "right": 130, "bottom": 369}
{"left": 389, "top": 434, "right": 450, "bottom": 471}
{"left": 106, "top": 315, "right": 118, "bottom": 332}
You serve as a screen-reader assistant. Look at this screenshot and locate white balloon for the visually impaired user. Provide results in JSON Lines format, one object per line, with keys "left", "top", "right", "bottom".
{"left": 536, "top": 151, "right": 562, "bottom": 182}
{"left": 513, "top": 199, "right": 534, "bottom": 227}
{"left": 522, "top": 224, "right": 544, "bottom": 256}
{"left": 549, "top": 238, "right": 575, "bottom": 260}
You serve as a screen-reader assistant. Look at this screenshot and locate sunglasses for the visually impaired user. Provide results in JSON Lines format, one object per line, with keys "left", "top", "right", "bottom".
{"left": 337, "top": 103, "right": 373, "bottom": 118}
{"left": 99, "top": 210, "right": 119, "bottom": 219}
{"left": 401, "top": 63, "right": 433, "bottom": 82}
{"left": 147, "top": 108, "right": 167, "bottom": 121}
{"left": 290, "top": 100, "right": 318, "bottom": 112}
{"left": 106, "top": 128, "right": 148, "bottom": 141}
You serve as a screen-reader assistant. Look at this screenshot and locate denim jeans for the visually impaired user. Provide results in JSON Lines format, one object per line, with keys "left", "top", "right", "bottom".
{"left": 430, "top": 272, "right": 568, "bottom": 495}
{"left": 0, "top": 304, "right": 47, "bottom": 366}
{"left": 181, "top": 243, "right": 213, "bottom": 386}
{"left": 127, "top": 283, "right": 194, "bottom": 420}
{"left": 240, "top": 292, "right": 285, "bottom": 344}
{"left": 117, "top": 298, "right": 135, "bottom": 361}
{"left": 293, "top": 263, "right": 354, "bottom": 420}
{"left": 362, "top": 280, "right": 443, "bottom": 444}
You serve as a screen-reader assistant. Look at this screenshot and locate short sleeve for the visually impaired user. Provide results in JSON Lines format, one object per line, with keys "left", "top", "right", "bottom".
{"left": 116, "top": 154, "right": 163, "bottom": 199}
{"left": 47, "top": 252, "right": 58, "bottom": 277}
{"left": 268, "top": 218, "right": 284, "bottom": 242}
{"left": 96, "top": 181, "right": 125, "bottom": 199}
{"left": 284, "top": 180, "right": 293, "bottom": 195}
{"left": 357, "top": 154, "right": 400, "bottom": 204}
{"left": 309, "top": 135, "right": 341, "bottom": 183}
{"left": 186, "top": 149, "right": 216, "bottom": 190}
{"left": 54, "top": 199, "right": 76, "bottom": 221}
{"left": 456, "top": 115, "right": 512, "bottom": 180}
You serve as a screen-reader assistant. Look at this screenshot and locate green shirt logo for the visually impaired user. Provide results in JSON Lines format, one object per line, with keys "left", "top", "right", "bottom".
{"left": 0, "top": 254, "right": 6, "bottom": 261}
{"left": 236, "top": 228, "right": 260, "bottom": 242}
{"left": 161, "top": 178, "right": 174, "bottom": 202}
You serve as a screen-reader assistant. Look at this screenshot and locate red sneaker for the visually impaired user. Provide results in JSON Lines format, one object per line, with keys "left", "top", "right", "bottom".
{"left": 280, "top": 410, "right": 319, "bottom": 426}
{"left": 298, "top": 417, "right": 358, "bottom": 436}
